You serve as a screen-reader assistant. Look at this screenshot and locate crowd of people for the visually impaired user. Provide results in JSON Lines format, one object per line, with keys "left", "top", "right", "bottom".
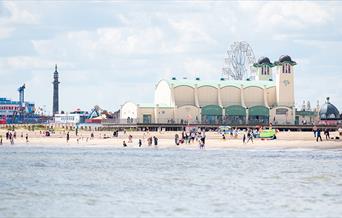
{"left": 0, "top": 125, "right": 341, "bottom": 147}
{"left": 122, "top": 134, "right": 159, "bottom": 148}
{"left": 312, "top": 126, "right": 338, "bottom": 142}
{"left": 0, "top": 131, "right": 30, "bottom": 145}
{"left": 174, "top": 129, "right": 206, "bottom": 149}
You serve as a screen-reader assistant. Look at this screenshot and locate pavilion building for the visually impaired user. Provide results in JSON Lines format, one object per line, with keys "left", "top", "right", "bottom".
{"left": 119, "top": 55, "right": 297, "bottom": 125}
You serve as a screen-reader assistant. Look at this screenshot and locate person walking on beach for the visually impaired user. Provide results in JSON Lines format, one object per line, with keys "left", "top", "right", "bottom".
{"left": 175, "top": 134, "right": 179, "bottom": 146}
{"left": 25, "top": 133, "right": 29, "bottom": 143}
{"left": 313, "top": 125, "right": 318, "bottom": 137}
{"left": 201, "top": 130, "right": 206, "bottom": 145}
{"left": 66, "top": 132, "right": 70, "bottom": 143}
{"left": 190, "top": 131, "right": 196, "bottom": 143}
{"left": 199, "top": 134, "right": 205, "bottom": 149}
{"left": 324, "top": 128, "right": 330, "bottom": 140}
{"left": 185, "top": 132, "right": 189, "bottom": 144}
{"left": 138, "top": 139, "right": 142, "bottom": 147}
{"left": 153, "top": 136, "right": 158, "bottom": 147}
{"left": 242, "top": 132, "right": 246, "bottom": 144}
{"left": 316, "top": 129, "right": 322, "bottom": 142}
{"left": 123, "top": 140, "right": 127, "bottom": 147}
{"left": 10, "top": 132, "right": 14, "bottom": 145}
{"left": 246, "top": 129, "right": 253, "bottom": 143}
{"left": 0, "top": 135, "right": 2, "bottom": 145}
{"left": 147, "top": 137, "right": 152, "bottom": 146}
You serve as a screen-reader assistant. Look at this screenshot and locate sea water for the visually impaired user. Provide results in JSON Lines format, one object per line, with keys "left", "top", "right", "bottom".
{"left": 0, "top": 146, "right": 342, "bottom": 218}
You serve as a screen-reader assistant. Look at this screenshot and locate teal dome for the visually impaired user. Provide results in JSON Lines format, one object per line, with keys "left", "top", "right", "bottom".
{"left": 319, "top": 97, "right": 340, "bottom": 119}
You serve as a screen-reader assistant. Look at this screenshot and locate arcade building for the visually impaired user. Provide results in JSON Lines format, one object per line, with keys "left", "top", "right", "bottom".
{"left": 0, "top": 97, "right": 35, "bottom": 124}
{"left": 119, "top": 55, "right": 298, "bottom": 125}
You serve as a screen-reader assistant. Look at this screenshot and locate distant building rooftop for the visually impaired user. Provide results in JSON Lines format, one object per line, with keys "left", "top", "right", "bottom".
{"left": 319, "top": 97, "right": 340, "bottom": 120}
{"left": 167, "top": 79, "right": 276, "bottom": 89}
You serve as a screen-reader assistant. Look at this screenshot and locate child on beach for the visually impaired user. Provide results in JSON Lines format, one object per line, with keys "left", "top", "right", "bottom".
{"left": 123, "top": 141, "right": 127, "bottom": 147}
{"left": 25, "top": 134, "right": 29, "bottom": 143}
{"left": 138, "top": 139, "right": 142, "bottom": 147}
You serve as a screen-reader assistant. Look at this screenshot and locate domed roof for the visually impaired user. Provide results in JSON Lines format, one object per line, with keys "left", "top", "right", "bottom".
{"left": 279, "top": 55, "right": 293, "bottom": 63}
{"left": 257, "top": 57, "right": 271, "bottom": 65}
{"left": 274, "top": 55, "right": 297, "bottom": 66}
{"left": 319, "top": 97, "right": 340, "bottom": 120}
{"left": 253, "top": 56, "right": 273, "bottom": 67}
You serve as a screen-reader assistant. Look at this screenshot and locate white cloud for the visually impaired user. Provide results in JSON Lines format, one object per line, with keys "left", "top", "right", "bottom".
{"left": 2, "top": 1, "right": 39, "bottom": 25}
{"left": 169, "top": 19, "right": 216, "bottom": 45}
{"left": 33, "top": 26, "right": 175, "bottom": 58}
{"left": 183, "top": 58, "right": 220, "bottom": 79}
{"left": 0, "top": 1, "right": 38, "bottom": 39}
{"left": 0, "top": 26, "right": 13, "bottom": 39}
{"left": 0, "top": 56, "right": 58, "bottom": 71}
{"left": 1, "top": 1, "right": 342, "bottom": 110}
{"left": 252, "top": 2, "right": 332, "bottom": 33}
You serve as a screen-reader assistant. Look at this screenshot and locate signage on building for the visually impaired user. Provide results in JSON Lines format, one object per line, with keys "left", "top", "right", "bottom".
{"left": 276, "top": 108, "right": 288, "bottom": 115}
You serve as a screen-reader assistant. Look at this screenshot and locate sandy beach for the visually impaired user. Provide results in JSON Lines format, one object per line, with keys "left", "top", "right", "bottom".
{"left": 1, "top": 129, "right": 342, "bottom": 149}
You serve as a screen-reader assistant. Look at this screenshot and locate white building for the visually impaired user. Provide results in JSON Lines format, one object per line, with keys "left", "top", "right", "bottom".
{"left": 54, "top": 111, "right": 88, "bottom": 125}
{"left": 120, "top": 55, "right": 297, "bottom": 125}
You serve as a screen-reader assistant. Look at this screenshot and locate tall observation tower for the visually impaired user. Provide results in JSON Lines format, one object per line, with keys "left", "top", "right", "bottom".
{"left": 52, "top": 64, "right": 60, "bottom": 115}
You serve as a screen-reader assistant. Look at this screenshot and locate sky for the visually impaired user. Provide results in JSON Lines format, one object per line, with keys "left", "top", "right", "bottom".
{"left": 0, "top": 1, "right": 341, "bottom": 114}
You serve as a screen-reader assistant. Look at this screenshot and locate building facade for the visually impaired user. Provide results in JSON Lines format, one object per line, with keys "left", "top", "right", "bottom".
{"left": 0, "top": 97, "right": 35, "bottom": 123}
{"left": 120, "top": 55, "right": 297, "bottom": 125}
{"left": 54, "top": 110, "right": 89, "bottom": 125}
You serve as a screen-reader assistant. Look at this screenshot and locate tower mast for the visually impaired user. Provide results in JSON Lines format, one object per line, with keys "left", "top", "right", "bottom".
{"left": 52, "top": 64, "right": 60, "bottom": 115}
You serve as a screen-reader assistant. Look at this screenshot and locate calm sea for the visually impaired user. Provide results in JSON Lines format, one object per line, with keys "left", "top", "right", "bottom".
{"left": 0, "top": 146, "right": 342, "bottom": 218}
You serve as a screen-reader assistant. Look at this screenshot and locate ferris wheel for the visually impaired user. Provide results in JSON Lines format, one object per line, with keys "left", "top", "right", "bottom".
{"left": 222, "top": 41, "right": 256, "bottom": 80}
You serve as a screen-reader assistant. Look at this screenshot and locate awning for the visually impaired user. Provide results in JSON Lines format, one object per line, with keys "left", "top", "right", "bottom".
{"left": 225, "top": 105, "right": 246, "bottom": 116}
{"left": 249, "top": 106, "right": 269, "bottom": 116}
{"left": 201, "top": 105, "right": 222, "bottom": 116}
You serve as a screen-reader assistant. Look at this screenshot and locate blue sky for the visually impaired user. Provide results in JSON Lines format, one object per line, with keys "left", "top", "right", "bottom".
{"left": 0, "top": 1, "right": 341, "bottom": 114}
